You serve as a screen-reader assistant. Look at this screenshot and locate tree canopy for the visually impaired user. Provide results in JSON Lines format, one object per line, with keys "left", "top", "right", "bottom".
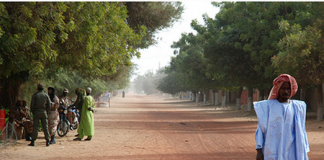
{"left": 0, "top": 2, "right": 184, "bottom": 108}
{"left": 155, "top": 2, "right": 324, "bottom": 120}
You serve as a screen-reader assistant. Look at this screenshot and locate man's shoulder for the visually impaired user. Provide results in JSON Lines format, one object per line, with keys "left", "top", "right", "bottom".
{"left": 254, "top": 99, "right": 275, "bottom": 106}
{"left": 290, "top": 99, "right": 306, "bottom": 105}
{"left": 85, "top": 95, "right": 95, "bottom": 100}
{"left": 33, "top": 91, "right": 43, "bottom": 96}
{"left": 290, "top": 100, "right": 307, "bottom": 111}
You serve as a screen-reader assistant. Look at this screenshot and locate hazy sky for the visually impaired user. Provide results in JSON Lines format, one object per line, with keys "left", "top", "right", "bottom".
{"left": 131, "top": 1, "right": 220, "bottom": 80}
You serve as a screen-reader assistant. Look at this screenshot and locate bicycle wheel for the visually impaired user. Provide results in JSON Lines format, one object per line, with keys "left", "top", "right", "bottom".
{"left": 0, "top": 121, "right": 17, "bottom": 146}
{"left": 57, "top": 119, "right": 69, "bottom": 137}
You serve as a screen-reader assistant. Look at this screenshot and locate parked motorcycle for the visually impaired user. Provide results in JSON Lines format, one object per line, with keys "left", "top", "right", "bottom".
{"left": 67, "top": 103, "right": 80, "bottom": 130}
{"left": 57, "top": 102, "right": 70, "bottom": 137}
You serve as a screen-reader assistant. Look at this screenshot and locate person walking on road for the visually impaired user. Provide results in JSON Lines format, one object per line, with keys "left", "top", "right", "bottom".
{"left": 29, "top": 83, "right": 51, "bottom": 147}
{"left": 74, "top": 87, "right": 95, "bottom": 141}
{"left": 254, "top": 74, "right": 309, "bottom": 160}
{"left": 47, "top": 87, "right": 60, "bottom": 144}
{"left": 106, "top": 91, "right": 111, "bottom": 107}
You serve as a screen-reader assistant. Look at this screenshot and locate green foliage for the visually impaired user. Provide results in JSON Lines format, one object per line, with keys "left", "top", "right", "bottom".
{"left": 274, "top": 18, "right": 324, "bottom": 84}
{"left": 124, "top": 2, "right": 184, "bottom": 48}
{"left": 159, "top": 2, "right": 324, "bottom": 95}
{"left": 20, "top": 65, "right": 135, "bottom": 106}
{"left": 0, "top": 2, "right": 183, "bottom": 109}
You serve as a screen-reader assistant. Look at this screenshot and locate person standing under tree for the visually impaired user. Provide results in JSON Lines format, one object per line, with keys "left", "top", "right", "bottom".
{"left": 47, "top": 87, "right": 60, "bottom": 144}
{"left": 254, "top": 74, "right": 309, "bottom": 160}
{"left": 21, "top": 100, "right": 33, "bottom": 141}
{"left": 59, "top": 88, "right": 75, "bottom": 129}
{"left": 29, "top": 83, "right": 51, "bottom": 147}
{"left": 74, "top": 87, "right": 95, "bottom": 141}
{"left": 73, "top": 88, "right": 85, "bottom": 122}
{"left": 9, "top": 100, "right": 28, "bottom": 140}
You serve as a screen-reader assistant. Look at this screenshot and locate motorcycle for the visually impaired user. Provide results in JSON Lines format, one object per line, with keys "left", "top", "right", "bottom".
{"left": 67, "top": 102, "right": 80, "bottom": 131}
{"left": 57, "top": 102, "right": 70, "bottom": 137}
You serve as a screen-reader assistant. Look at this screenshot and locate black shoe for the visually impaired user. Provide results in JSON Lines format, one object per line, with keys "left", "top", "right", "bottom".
{"left": 28, "top": 140, "right": 35, "bottom": 146}
{"left": 75, "top": 134, "right": 79, "bottom": 137}
{"left": 25, "top": 133, "right": 32, "bottom": 141}
{"left": 84, "top": 138, "right": 91, "bottom": 141}
{"left": 26, "top": 136, "right": 32, "bottom": 141}
{"left": 50, "top": 135, "right": 56, "bottom": 144}
{"left": 46, "top": 140, "right": 50, "bottom": 147}
{"left": 73, "top": 138, "right": 82, "bottom": 141}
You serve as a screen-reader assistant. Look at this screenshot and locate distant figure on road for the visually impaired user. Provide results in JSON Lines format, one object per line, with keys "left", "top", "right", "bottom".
{"left": 254, "top": 74, "right": 309, "bottom": 160}
{"left": 122, "top": 90, "right": 125, "bottom": 98}
{"left": 106, "top": 91, "right": 111, "bottom": 107}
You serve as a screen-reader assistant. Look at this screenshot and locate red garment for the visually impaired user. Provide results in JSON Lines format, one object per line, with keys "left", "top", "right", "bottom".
{"left": 268, "top": 74, "right": 298, "bottom": 100}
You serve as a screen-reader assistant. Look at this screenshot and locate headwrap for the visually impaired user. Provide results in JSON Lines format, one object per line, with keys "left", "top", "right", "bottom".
{"left": 268, "top": 74, "right": 298, "bottom": 100}
{"left": 86, "top": 87, "right": 92, "bottom": 94}
{"left": 75, "top": 88, "right": 80, "bottom": 95}
{"left": 48, "top": 87, "right": 56, "bottom": 102}
{"left": 63, "top": 88, "right": 69, "bottom": 93}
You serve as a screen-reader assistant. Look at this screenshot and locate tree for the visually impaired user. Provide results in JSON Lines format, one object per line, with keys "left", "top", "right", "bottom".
{"left": 0, "top": 2, "right": 184, "bottom": 109}
{"left": 124, "top": 2, "right": 184, "bottom": 48}
{"left": 274, "top": 19, "right": 324, "bottom": 121}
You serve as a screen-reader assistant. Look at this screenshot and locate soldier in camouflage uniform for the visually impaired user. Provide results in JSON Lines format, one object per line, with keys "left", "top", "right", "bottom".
{"left": 29, "top": 83, "right": 51, "bottom": 147}
{"left": 47, "top": 87, "right": 60, "bottom": 144}
{"left": 59, "top": 88, "right": 76, "bottom": 130}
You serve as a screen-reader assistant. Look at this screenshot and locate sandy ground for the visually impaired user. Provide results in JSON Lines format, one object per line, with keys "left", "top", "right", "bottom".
{"left": 1, "top": 94, "right": 323, "bottom": 160}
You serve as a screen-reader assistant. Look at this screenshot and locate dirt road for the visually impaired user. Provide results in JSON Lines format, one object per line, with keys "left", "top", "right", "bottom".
{"left": 1, "top": 94, "right": 323, "bottom": 159}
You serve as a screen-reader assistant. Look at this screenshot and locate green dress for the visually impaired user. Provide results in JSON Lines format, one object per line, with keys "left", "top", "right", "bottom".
{"left": 77, "top": 95, "right": 95, "bottom": 137}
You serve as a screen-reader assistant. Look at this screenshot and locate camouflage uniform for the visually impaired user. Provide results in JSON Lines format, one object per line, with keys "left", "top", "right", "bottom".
{"left": 22, "top": 109, "right": 33, "bottom": 140}
{"left": 59, "top": 89, "right": 75, "bottom": 126}
{"left": 47, "top": 95, "right": 59, "bottom": 136}
{"left": 9, "top": 102, "right": 29, "bottom": 140}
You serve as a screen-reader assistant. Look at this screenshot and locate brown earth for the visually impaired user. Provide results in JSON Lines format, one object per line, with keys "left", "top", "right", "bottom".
{"left": 1, "top": 94, "right": 323, "bottom": 160}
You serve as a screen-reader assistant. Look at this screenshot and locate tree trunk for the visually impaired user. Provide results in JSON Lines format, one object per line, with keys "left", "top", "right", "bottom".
{"left": 317, "top": 83, "right": 324, "bottom": 122}
{"left": 203, "top": 92, "right": 206, "bottom": 104}
{"left": 196, "top": 92, "right": 199, "bottom": 103}
{"left": 259, "top": 89, "right": 265, "bottom": 101}
{"left": 300, "top": 84, "right": 306, "bottom": 101}
{"left": 191, "top": 91, "right": 195, "bottom": 102}
{"left": 215, "top": 89, "right": 219, "bottom": 105}
{"left": 212, "top": 90, "right": 215, "bottom": 105}
{"left": 221, "top": 90, "right": 226, "bottom": 108}
{"left": 189, "top": 91, "right": 192, "bottom": 100}
{"left": 0, "top": 76, "right": 23, "bottom": 110}
{"left": 236, "top": 87, "right": 243, "bottom": 110}
{"left": 178, "top": 92, "right": 181, "bottom": 100}
{"left": 264, "top": 88, "right": 269, "bottom": 100}
{"left": 247, "top": 87, "right": 253, "bottom": 111}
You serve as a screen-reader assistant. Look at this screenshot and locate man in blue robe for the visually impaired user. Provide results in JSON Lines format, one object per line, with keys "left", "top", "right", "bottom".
{"left": 254, "top": 74, "right": 309, "bottom": 160}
